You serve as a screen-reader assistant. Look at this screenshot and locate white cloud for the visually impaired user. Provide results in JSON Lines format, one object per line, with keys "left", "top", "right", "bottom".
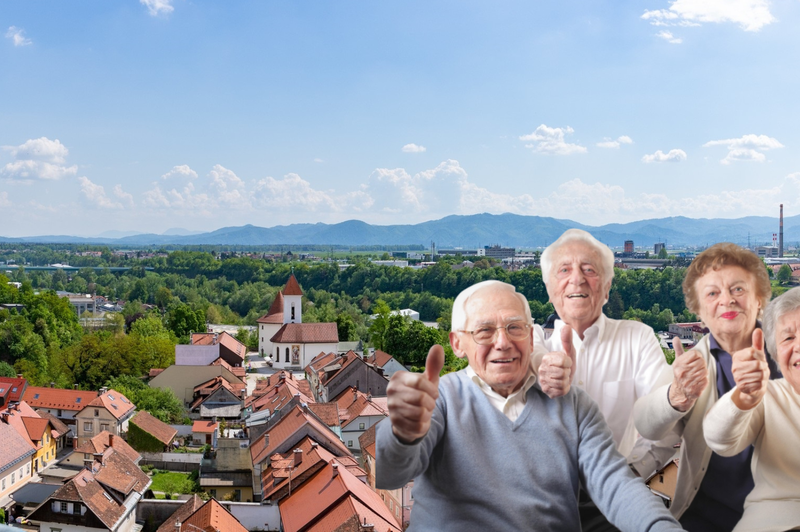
{"left": 520, "top": 125, "right": 587, "bottom": 155}
{"left": 208, "top": 164, "right": 249, "bottom": 208}
{"left": 0, "top": 137, "right": 78, "bottom": 181}
{"left": 113, "top": 185, "right": 135, "bottom": 208}
{"left": 161, "top": 164, "right": 198, "bottom": 180}
{"left": 642, "top": 149, "right": 687, "bottom": 163}
{"left": 642, "top": 0, "right": 775, "bottom": 32}
{"left": 313, "top": 158, "right": 325, "bottom": 163}
{"left": 703, "top": 134, "right": 783, "bottom": 164}
{"left": 0, "top": 191, "right": 9, "bottom": 207}
{"left": 253, "top": 173, "right": 338, "bottom": 210}
{"left": 78, "top": 177, "right": 122, "bottom": 209}
{"left": 656, "top": 30, "right": 683, "bottom": 44}
{"left": 402, "top": 143, "right": 427, "bottom": 153}
{"left": 597, "top": 135, "right": 634, "bottom": 149}
{"left": 5, "top": 26, "right": 31, "bottom": 46}
{"left": 142, "top": 181, "right": 212, "bottom": 211}
{"left": 140, "top": 0, "right": 174, "bottom": 16}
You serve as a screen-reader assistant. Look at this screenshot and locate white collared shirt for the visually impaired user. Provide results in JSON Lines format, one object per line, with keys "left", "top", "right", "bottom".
{"left": 533, "top": 313, "right": 679, "bottom": 476}
{"left": 465, "top": 366, "right": 537, "bottom": 422}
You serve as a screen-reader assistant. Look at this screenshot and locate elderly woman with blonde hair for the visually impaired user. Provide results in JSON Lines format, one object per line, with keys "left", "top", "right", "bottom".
{"left": 703, "top": 286, "right": 800, "bottom": 531}
{"left": 634, "top": 243, "right": 780, "bottom": 531}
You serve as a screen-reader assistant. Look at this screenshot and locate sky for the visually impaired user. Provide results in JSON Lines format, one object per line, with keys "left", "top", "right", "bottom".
{"left": 1, "top": 0, "right": 800, "bottom": 238}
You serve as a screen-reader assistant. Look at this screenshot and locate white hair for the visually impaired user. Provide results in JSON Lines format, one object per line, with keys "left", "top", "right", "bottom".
{"left": 763, "top": 287, "right": 800, "bottom": 358}
{"left": 540, "top": 229, "right": 615, "bottom": 287}
{"left": 451, "top": 280, "right": 532, "bottom": 331}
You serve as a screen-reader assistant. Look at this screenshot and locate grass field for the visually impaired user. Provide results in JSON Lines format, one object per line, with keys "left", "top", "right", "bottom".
{"left": 149, "top": 471, "right": 196, "bottom": 496}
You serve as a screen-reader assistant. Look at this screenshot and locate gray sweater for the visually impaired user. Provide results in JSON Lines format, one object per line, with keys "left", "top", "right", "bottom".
{"left": 376, "top": 369, "right": 682, "bottom": 531}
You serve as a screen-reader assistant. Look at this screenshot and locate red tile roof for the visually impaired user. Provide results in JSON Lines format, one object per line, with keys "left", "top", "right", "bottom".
{"left": 217, "top": 332, "right": 247, "bottom": 359}
{"left": 192, "top": 420, "right": 218, "bottom": 433}
{"left": 271, "top": 322, "right": 339, "bottom": 344}
{"left": 0, "top": 420, "right": 35, "bottom": 474}
{"left": 130, "top": 411, "right": 177, "bottom": 446}
{"left": 181, "top": 498, "right": 248, "bottom": 532}
{"left": 250, "top": 405, "right": 351, "bottom": 467}
{"left": 87, "top": 389, "right": 135, "bottom": 420}
{"left": 333, "top": 389, "right": 388, "bottom": 430}
{"left": 22, "top": 386, "right": 98, "bottom": 411}
{"left": 35, "top": 409, "right": 69, "bottom": 438}
{"left": 279, "top": 460, "right": 401, "bottom": 532}
{"left": 0, "top": 376, "right": 27, "bottom": 402}
{"left": 248, "top": 374, "right": 314, "bottom": 415}
{"left": 156, "top": 494, "right": 205, "bottom": 532}
{"left": 307, "top": 403, "right": 340, "bottom": 427}
{"left": 369, "top": 350, "right": 395, "bottom": 368}
{"left": 257, "top": 291, "right": 285, "bottom": 324}
{"left": 210, "top": 357, "right": 246, "bottom": 378}
{"left": 283, "top": 274, "right": 303, "bottom": 296}
{"left": 149, "top": 368, "right": 165, "bottom": 378}
{"left": 21, "top": 416, "right": 51, "bottom": 442}
{"left": 3, "top": 401, "right": 46, "bottom": 448}
{"left": 74, "top": 430, "right": 140, "bottom": 464}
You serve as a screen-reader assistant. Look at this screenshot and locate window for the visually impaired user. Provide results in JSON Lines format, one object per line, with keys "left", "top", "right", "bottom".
{"left": 285, "top": 347, "right": 289, "bottom": 363}
{"left": 11, "top": 472, "right": 15, "bottom": 483}
{"left": 26, "top": 464, "right": 30, "bottom": 474}
{"left": 75, "top": 397, "right": 81, "bottom": 403}
{"left": 234, "top": 489, "right": 241, "bottom": 502}
{"left": 2, "top": 479, "right": 5, "bottom": 490}
{"left": 100, "top": 424, "right": 109, "bottom": 432}
{"left": 61, "top": 502, "right": 68, "bottom": 513}
{"left": 291, "top": 304, "right": 296, "bottom": 320}
{"left": 94, "top": 409, "right": 99, "bottom": 417}
{"left": 276, "top": 347, "right": 279, "bottom": 358}
{"left": 210, "top": 489, "right": 217, "bottom": 498}
{"left": 84, "top": 422, "right": 93, "bottom": 432}
{"left": 359, "top": 422, "right": 365, "bottom": 430}
{"left": 33, "top": 393, "right": 40, "bottom": 399}
{"left": 347, "top": 440, "right": 353, "bottom": 447}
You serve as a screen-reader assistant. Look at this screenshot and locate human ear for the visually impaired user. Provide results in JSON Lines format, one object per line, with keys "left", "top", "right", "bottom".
{"left": 449, "top": 331, "right": 468, "bottom": 359}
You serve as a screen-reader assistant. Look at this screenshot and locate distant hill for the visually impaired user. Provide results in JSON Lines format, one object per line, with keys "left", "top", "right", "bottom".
{"left": 1, "top": 213, "right": 795, "bottom": 248}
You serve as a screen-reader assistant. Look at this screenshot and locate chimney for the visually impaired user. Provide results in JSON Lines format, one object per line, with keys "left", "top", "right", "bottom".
{"left": 175, "top": 520, "right": 181, "bottom": 531}
{"left": 16, "top": 374, "right": 22, "bottom": 379}
{"left": 293, "top": 448, "right": 303, "bottom": 467}
{"left": 108, "top": 434, "right": 114, "bottom": 447}
{"left": 352, "top": 388, "right": 358, "bottom": 403}
{"left": 93, "top": 452, "right": 104, "bottom": 465}
{"left": 74, "top": 384, "right": 79, "bottom": 390}
{"left": 301, "top": 403, "right": 308, "bottom": 413}
{"left": 1, "top": 412, "right": 9, "bottom": 423}
{"left": 332, "top": 463, "right": 339, "bottom": 477}
{"left": 50, "top": 382, "right": 55, "bottom": 388}
{"left": 780, "top": 204, "right": 784, "bottom": 258}
{"left": 362, "top": 518, "right": 375, "bottom": 532}
{"left": 279, "top": 372, "right": 286, "bottom": 381}
{"left": 310, "top": 442, "right": 318, "bottom": 449}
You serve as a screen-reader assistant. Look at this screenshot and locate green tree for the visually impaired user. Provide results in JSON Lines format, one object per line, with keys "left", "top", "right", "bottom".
{"left": 0, "top": 361, "right": 16, "bottom": 378}
{"left": 336, "top": 313, "right": 357, "bottom": 341}
{"left": 166, "top": 304, "right": 206, "bottom": 342}
{"left": 658, "top": 247, "right": 669, "bottom": 259}
{"left": 367, "top": 300, "right": 391, "bottom": 351}
{"left": 778, "top": 264, "right": 792, "bottom": 284}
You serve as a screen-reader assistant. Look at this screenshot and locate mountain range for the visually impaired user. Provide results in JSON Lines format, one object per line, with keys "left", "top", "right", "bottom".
{"left": 2, "top": 213, "right": 796, "bottom": 249}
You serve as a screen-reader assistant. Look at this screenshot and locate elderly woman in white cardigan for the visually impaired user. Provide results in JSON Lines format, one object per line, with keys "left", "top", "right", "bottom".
{"left": 703, "top": 286, "right": 800, "bottom": 532}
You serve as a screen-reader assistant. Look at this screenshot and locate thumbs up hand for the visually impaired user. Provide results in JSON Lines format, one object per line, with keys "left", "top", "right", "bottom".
{"left": 668, "top": 338, "right": 709, "bottom": 412}
{"left": 731, "top": 329, "right": 770, "bottom": 410}
{"left": 538, "top": 324, "right": 576, "bottom": 399}
{"left": 387, "top": 344, "right": 444, "bottom": 443}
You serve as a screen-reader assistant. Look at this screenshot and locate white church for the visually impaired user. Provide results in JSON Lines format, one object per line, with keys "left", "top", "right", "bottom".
{"left": 256, "top": 274, "right": 339, "bottom": 371}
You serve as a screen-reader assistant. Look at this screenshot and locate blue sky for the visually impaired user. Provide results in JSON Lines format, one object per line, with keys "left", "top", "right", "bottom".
{"left": 1, "top": 0, "right": 799, "bottom": 237}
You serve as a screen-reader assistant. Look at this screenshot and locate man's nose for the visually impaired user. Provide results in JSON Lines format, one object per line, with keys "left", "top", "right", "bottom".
{"left": 568, "top": 268, "right": 585, "bottom": 285}
{"left": 492, "top": 327, "right": 512, "bottom": 349}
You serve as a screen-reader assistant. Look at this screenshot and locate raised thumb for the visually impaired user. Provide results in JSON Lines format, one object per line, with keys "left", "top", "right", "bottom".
{"left": 674, "top": 337, "right": 685, "bottom": 357}
{"left": 424, "top": 344, "right": 445, "bottom": 384}
{"left": 561, "top": 324, "right": 575, "bottom": 361}
{"left": 752, "top": 328, "right": 765, "bottom": 354}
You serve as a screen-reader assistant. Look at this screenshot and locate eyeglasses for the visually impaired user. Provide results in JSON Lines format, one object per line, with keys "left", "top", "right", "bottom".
{"left": 459, "top": 322, "right": 532, "bottom": 345}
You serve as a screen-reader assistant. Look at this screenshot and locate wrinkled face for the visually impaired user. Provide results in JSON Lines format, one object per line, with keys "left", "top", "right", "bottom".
{"left": 450, "top": 287, "right": 533, "bottom": 397}
{"left": 774, "top": 307, "right": 800, "bottom": 394}
{"left": 547, "top": 241, "right": 610, "bottom": 326}
{"left": 695, "top": 266, "right": 760, "bottom": 340}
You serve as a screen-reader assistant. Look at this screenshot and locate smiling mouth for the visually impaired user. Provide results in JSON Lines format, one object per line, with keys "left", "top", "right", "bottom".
{"left": 491, "top": 359, "right": 516, "bottom": 364}
{"left": 721, "top": 312, "right": 739, "bottom": 319}
{"left": 567, "top": 293, "right": 587, "bottom": 299}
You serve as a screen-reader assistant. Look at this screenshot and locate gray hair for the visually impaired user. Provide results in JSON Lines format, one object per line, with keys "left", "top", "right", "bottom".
{"left": 763, "top": 286, "right": 800, "bottom": 357}
{"left": 540, "top": 229, "right": 615, "bottom": 287}
{"left": 451, "top": 280, "right": 532, "bottom": 331}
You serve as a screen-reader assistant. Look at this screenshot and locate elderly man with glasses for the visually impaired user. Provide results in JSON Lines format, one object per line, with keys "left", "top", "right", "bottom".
{"left": 376, "top": 280, "right": 681, "bottom": 532}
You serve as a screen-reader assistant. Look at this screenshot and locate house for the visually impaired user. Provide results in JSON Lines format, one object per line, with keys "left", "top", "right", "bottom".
{"left": 29, "top": 446, "right": 151, "bottom": 532}
{"left": 156, "top": 495, "right": 248, "bottom": 532}
{"left": 36, "top": 410, "right": 71, "bottom": 453}
{"left": 256, "top": 275, "right": 339, "bottom": 369}
{"left": 21, "top": 386, "right": 99, "bottom": 426}
{"left": 2, "top": 401, "right": 57, "bottom": 474}
{"left": 279, "top": 459, "right": 401, "bottom": 532}
{"left": 127, "top": 411, "right": 178, "bottom": 453}
{"left": 365, "top": 350, "right": 407, "bottom": 379}
{"left": 149, "top": 364, "right": 244, "bottom": 405}
{"left": 246, "top": 371, "right": 314, "bottom": 417}
{"left": 175, "top": 331, "right": 246, "bottom": 368}
{"left": 192, "top": 420, "right": 219, "bottom": 448}
{"left": 199, "top": 437, "right": 254, "bottom": 502}
{"left": 333, "top": 387, "right": 389, "bottom": 452}
{"left": 0, "top": 376, "right": 27, "bottom": 408}
{"left": 189, "top": 377, "right": 245, "bottom": 419}
{"left": 74, "top": 388, "right": 135, "bottom": 448}
{"left": 305, "top": 351, "right": 389, "bottom": 403}
{"left": 62, "top": 431, "right": 140, "bottom": 468}
{"left": 249, "top": 404, "right": 352, "bottom": 502}
{"left": 360, "top": 425, "right": 413, "bottom": 528}
{"left": 0, "top": 420, "right": 35, "bottom": 507}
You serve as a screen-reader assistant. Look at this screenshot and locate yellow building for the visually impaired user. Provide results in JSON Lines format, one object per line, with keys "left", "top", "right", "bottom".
{"left": 2, "top": 401, "right": 57, "bottom": 474}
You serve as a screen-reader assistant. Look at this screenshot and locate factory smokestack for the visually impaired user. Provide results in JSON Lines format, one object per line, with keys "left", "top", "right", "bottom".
{"left": 780, "top": 204, "right": 784, "bottom": 258}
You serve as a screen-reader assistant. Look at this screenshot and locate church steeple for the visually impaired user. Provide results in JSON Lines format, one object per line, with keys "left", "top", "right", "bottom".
{"left": 282, "top": 274, "right": 303, "bottom": 324}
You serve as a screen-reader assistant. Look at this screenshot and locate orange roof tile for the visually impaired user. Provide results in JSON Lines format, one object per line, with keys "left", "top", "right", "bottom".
{"left": 369, "top": 350, "right": 395, "bottom": 368}
{"left": 257, "top": 292, "right": 285, "bottom": 324}
{"left": 87, "top": 389, "right": 135, "bottom": 420}
{"left": 307, "top": 403, "right": 340, "bottom": 427}
{"left": 0, "top": 376, "right": 27, "bottom": 402}
{"left": 192, "top": 420, "right": 218, "bottom": 433}
{"left": 156, "top": 494, "right": 205, "bottom": 532}
{"left": 130, "top": 411, "right": 177, "bottom": 446}
{"left": 0, "top": 420, "right": 35, "bottom": 473}
{"left": 181, "top": 498, "right": 248, "bottom": 532}
{"left": 74, "top": 430, "right": 140, "bottom": 464}
{"left": 279, "top": 460, "right": 400, "bottom": 532}
{"left": 3, "top": 401, "right": 45, "bottom": 448}
{"left": 22, "top": 386, "right": 98, "bottom": 411}
{"left": 35, "top": 409, "right": 69, "bottom": 438}
{"left": 271, "top": 322, "right": 338, "bottom": 344}
{"left": 283, "top": 274, "right": 303, "bottom": 296}
{"left": 21, "top": 416, "right": 50, "bottom": 442}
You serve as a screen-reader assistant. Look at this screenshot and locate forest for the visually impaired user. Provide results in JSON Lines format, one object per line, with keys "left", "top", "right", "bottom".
{"left": 0, "top": 246, "right": 723, "bottom": 395}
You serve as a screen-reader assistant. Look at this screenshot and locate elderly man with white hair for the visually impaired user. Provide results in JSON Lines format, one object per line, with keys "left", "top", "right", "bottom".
{"left": 376, "top": 279, "right": 681, "bottom": 532}
{"left": 534, "top": 229, "right": 680, "bottom": 531}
